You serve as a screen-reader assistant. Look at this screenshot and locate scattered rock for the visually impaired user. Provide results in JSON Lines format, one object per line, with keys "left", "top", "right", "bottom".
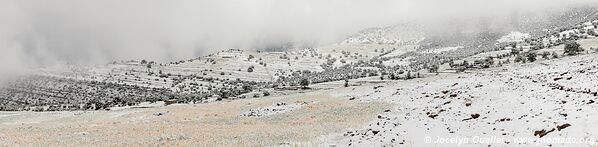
{"left": 154, "top": 111, "right": 168, "bottom": 116}
{"left": 557, "top": 123, "right": 571, "bottom": 131}
{"left": 534, "top": 128, "right": 555, "bottom": 138}
{"left": 372, "top": 130, "right": 380, "bottom": 135}
{"left": 442, "top": 90, "right": 450, "bottom": 94}
{"left": 465, "top": 100, "right": 472, "bottom": 107}
{"left": 463, "top": 113, "right": 480, "bottom": 121}
{"left": 75, "top": 132, "right": 89, "bottom": 136}
{"left": 587, "top": 100, "right": 595, "bottom": 104}
{"left": 498, "top": 118, "right": 512, "bottom": 122}
{"left": 471, "top": 113, "right": 480, "bottom": 119}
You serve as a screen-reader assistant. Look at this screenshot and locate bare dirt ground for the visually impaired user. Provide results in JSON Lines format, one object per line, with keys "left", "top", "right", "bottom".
{"left": 0, "top": 90, "right": 388, "bottom": 146}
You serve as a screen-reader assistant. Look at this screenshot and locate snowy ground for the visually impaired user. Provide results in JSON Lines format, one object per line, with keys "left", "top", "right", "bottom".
{"left": 4, "top": 25, "right": 598, "bottom": 146}
{"left": 2, "top": 53, "right": 598, "bottom": 146}
{"left": 312, "top": 53, "right": 598, "bottom": 147}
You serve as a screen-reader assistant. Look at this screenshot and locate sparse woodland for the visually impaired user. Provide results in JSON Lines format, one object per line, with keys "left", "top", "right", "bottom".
{"left": 1, "top": 13, "right": 598, "bottom": 112}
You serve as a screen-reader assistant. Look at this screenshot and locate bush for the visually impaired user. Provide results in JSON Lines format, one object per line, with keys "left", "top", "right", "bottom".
{"left": 541, "top": 51, "right": 550, "bottom": 59}
{"left": 428, "top": 64, "right": 439, "bottom": 73}
{"left": 300, "top": 79, "right": 310, "bottom": 88}
{"left": 564, "top": 42, "right": 584, "bottom": 56}
{"left": 511, "top": 48, "right": 520, "bottom": 55}
{"left": 526, "top": 52, "right": 537, "bottom": 62}
{"left": 461, "top": 60, "right": 470, "bottom": 68}
{"left": 406, "top": 71, "right": 413, "bottom": 79}
{"left": 514, "top": 55, "right": 526, "bottom": 63}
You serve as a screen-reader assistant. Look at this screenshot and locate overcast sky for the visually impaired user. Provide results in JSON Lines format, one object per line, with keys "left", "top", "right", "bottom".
{"left": 0, "top": 0, "right": 596, "bottom": 73}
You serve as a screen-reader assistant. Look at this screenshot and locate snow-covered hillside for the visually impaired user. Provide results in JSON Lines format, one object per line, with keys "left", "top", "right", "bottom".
{"left": 497, "top": 32, "right": 531, "bottom": 43}
{"left": 342, "top": 23, "right": 425, "bottom": 45}
{"left": 320, "top": 53, "right": 598, "bottom": 147}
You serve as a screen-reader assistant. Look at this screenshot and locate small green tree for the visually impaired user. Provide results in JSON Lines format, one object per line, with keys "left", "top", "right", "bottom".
{"left": 406, "top": 71, "right": 413, "bottom": 79}
{"left": 461, "top": 60, "right": 470, "bottom": 68}
{"left": 242, "top": 84, "right": 252, "bottom": 93}
{"left": 526, "top": 52, "right": 537, "bottom": 62}
{"left": 564, "top": 42, "right": 584, "bottom": 56}
{"left": 541, "top": 51, "right": 550, "bottom": 59}
{"left": 300, "top": 78, "right": 310, "bottom": 88}
{"left": 428, "top": 64, "right": 439, "bottom": 73}
{"left": 344, "top": 79, "right": 349, "bottom": 87}
{"left": 511, "top": 48, "right": 520, "bottom": 55}
{"left": 514, "top": 55, "right": 525, "bottom": 63}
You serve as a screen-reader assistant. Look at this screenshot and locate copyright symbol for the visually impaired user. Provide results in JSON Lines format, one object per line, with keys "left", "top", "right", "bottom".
{"left": 425, "top": 136, "right": 432, "bottom": 143}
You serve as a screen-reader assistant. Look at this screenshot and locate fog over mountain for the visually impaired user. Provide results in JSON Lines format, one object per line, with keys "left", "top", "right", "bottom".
{"left": 0, "top": 0, "right": 596, "bottom": 72}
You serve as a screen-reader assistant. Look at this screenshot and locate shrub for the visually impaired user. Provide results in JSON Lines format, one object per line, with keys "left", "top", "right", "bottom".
{"left": 541, "top": 51, "right": 550, "bottom": 59}
{"left": 564, "top": 42, "right": 584, "bottom": 56}
{"left": 514, "top": 55, "right": 526, "bottom": 63}
{"left": 428, "top": 64, "right": 439, "bottom": 73}
{"left": 300, "top": 79, "right": 310, "bottom": 88}
{"left": 526, "top": 52, "right": 537, "bottom": 62}
{"left": 511, "top": 48, "right": 520, "bottom": 55}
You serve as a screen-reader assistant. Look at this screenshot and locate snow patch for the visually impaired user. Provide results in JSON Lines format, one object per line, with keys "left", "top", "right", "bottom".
{"left": 342, "top": 23, "right": 425, "bottom": 45}
{"left": 497, "top": 32, "right": 531, "bottom": 43}
{"left": 240, "top": 101, "right": 318, "bottom": 117}
{"left": 421, "top": 46, "right": 464, "bottom": 54}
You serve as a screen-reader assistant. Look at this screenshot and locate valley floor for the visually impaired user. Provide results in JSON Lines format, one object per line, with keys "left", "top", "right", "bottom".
{"left": 0, "top": 91, "right": 387, "bottom": 146}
